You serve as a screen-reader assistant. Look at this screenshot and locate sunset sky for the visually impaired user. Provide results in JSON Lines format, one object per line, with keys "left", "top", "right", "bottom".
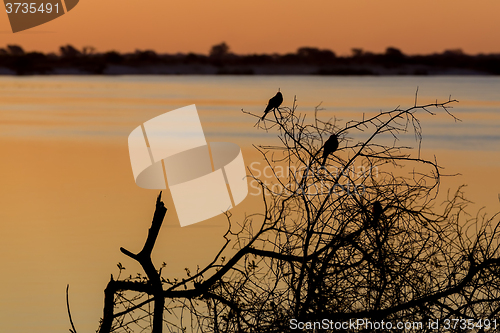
{"left": 1, "top": 0, "right": 499, "bottom": 55}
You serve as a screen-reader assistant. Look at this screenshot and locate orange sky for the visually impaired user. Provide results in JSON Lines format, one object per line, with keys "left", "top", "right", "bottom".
{"left": 1, "top": 0, "right": 499, "bottom": 55}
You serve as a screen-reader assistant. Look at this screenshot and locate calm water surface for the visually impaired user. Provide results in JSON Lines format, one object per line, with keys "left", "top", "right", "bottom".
{"left": 0, "top": 76, "right": 499, "bottom": 332}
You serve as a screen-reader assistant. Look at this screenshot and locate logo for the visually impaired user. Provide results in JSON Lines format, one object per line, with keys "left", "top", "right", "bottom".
{"left": 4, "top": 0, "right": 79, "bottom": 33}
{"left": 128, "top": 105, "right": 248, "bottom": 227}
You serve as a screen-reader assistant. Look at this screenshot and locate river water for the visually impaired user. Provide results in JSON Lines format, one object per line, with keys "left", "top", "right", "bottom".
{"left": 0, "top": 75, "right": 499, "bottom": 332}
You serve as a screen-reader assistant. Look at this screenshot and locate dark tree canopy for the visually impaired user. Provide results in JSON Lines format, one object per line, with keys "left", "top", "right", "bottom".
{"left": 3, "top": 44, "right": 500, "bottom": 74}
{"left": 210, "top": 42, "right": 230, "bottom": 58}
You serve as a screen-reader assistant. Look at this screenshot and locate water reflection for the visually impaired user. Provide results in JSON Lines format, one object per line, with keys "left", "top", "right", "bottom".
{"left": 0, "top": 75, "right": 499, "bottom": 333}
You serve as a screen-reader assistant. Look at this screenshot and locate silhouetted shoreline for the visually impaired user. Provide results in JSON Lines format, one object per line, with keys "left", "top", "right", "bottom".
{"left": 1, "top": 43, "right": 500, "bottom": 75}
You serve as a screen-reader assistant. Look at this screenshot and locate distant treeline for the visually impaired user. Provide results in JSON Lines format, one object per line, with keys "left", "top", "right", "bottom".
{"left": 1, "top": 43, "right": 500, "bottom": 75}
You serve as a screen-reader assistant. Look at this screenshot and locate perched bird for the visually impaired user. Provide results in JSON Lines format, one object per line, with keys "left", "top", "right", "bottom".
{"left": 321, "top": 133, "right": 339, "bottom": 166}
{"left": 371, "top": 201, "right": 383, "bottom": 227}
{"left": 261, "top": 89, "right": 283, "bottom": 120}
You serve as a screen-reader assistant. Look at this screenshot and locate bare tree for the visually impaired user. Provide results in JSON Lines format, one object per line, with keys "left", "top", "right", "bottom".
{"left": 92, "top": 94, "right": 500, "bottom": 333}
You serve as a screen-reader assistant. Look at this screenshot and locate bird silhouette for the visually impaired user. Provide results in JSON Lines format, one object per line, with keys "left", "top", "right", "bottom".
{"left": 371, "top": 201, "right": 383, "bottom": 227}
{"left": 261, "top": 89, "right": 283, "bottom": 120}
{"left": 321, "top": 133, "right": 339, "bottom": 166}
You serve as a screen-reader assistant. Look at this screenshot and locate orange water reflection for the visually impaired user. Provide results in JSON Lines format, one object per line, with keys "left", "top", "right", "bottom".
{"left": 0, "top": 76, "right": 499, "bottom": 332}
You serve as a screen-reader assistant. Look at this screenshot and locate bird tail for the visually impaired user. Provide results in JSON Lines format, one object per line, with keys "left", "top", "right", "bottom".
{"left": 261, "top": 113, "right": 266, "bottom": 121}
{"left": 321, "top": 156, "right": 326, "bottom": 167}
